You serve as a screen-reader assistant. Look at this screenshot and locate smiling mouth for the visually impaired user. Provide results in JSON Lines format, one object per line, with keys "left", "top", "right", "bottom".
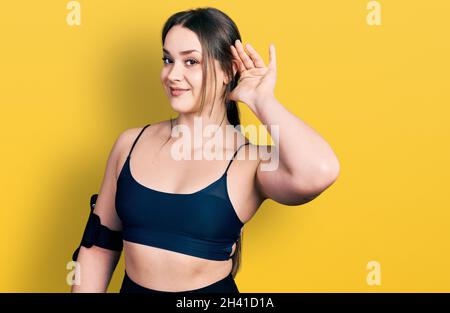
{"left": 170, "top": 88, "right": 190, "bottom": 96}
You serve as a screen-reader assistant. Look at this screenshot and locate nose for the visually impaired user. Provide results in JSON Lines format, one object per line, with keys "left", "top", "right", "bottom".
{"left": 167, "top": 61, "right": 184, "bottom": 82}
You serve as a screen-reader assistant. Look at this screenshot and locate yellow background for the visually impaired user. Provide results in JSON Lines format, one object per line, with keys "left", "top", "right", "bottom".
{"left": 1, "top": 0, "right": 449, "bottom": 292}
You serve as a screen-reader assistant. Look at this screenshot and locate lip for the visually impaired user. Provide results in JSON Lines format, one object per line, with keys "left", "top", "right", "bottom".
{"left": 170, "top": 87, "right": 190, "bottom": 96}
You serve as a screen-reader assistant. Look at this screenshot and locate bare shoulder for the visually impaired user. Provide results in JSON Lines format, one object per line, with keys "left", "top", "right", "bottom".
{"left": 113, "top": 120, "right": 170, "bottom": 167}
{"left": 113, "top": 127, "right": 144, "bottom": 157}
{"left": 246, "top": 142, "right": 275, "bottom": 205}
{"left": 116, "top": 120, "right": 169, "bottom": 152}
{"left": 239, "top": 141, "right": 273, "bottom": 160}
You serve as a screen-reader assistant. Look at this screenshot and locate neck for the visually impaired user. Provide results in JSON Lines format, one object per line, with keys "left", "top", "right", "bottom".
{"left": 170, "top": 103, "right": 233, "bottom": 151}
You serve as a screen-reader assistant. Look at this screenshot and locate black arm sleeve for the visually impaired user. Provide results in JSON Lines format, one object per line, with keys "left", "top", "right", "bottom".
{"left": 72, "top": 194, "right": 123, "bottom": 261}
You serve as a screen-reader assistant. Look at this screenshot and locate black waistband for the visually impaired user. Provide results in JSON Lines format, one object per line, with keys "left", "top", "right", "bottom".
{"left": 120, "top": 270, "right": 239, "bottom": 293}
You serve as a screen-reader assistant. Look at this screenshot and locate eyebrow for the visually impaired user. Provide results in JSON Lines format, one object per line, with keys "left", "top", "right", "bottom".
{"left": 163, "top": 48, "right": 201, "bottom": 56}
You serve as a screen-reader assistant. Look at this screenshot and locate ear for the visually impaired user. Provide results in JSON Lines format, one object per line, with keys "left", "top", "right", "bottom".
{"left": 224, "top": 61, "right": 238, "bottom": 85}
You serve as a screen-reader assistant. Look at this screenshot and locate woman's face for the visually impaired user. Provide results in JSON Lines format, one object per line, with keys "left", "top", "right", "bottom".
{"left": 160, "top": 25, "right": 227, "bottom": 114}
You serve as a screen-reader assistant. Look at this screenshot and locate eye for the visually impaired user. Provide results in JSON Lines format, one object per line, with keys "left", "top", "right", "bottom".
{"left": 162, "top": 57, "right": 170, "bottom": 64}
{"left": 185, "top": 58, "right": 199, "bottom": 66}
{"left": 161, "top": 57, "right": 199, "bottom": 66}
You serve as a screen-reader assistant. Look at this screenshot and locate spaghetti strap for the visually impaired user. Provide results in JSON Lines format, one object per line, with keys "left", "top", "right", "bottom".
{"left": 225, "top": 141, "right": 250, "bottom": 174}
{"left": 128, "top": 124, "right": 151, "bottom": 158}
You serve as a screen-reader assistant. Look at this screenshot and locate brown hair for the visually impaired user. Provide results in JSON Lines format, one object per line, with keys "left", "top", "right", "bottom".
{"left": 161, "top": 7, "right": 244, "bottom": 278}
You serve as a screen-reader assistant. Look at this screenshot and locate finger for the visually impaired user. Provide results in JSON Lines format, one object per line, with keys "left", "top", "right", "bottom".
{"left": 235, "top": 39, "right": 255, "bottom": 70}
{"left": 230, "top": 45, "right": 246, "bottom": 73}
{"left": 245, "top": 43, "right": 266, "bottom": 68}
{"left": 268, "top": 43, "right": 277, "bottom": 71}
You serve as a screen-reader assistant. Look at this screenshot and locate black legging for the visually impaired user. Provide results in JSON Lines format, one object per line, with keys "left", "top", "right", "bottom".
{"left": 120, "top": 271, "right": 240, "bottom": 293}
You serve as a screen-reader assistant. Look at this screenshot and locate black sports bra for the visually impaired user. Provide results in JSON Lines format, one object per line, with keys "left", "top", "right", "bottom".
{"left": 115, "top": 124, "right": 249, "bottom": 261}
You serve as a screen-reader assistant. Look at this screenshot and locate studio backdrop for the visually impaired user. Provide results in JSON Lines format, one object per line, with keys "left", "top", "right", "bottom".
{"left": 0, "top": 0, "right": 449, "bottom": 292}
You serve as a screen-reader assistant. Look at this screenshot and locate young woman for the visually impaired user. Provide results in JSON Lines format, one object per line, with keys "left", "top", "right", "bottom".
{"left": 71, "top": 7, "right": 340, "bottom": 293}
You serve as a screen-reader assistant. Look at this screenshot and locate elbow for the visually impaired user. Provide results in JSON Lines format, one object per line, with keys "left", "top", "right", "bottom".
{"left": 292, "top": 153, "right": 341, "bottom": 191}
{"left": 315, "top": 160, "right": 340, "bottom": 192}
{"left": 321, "top": 157, "right": 340, "bottom": 185}
{"left": 291, "top": 160, "right": 340, "bottom": 205}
